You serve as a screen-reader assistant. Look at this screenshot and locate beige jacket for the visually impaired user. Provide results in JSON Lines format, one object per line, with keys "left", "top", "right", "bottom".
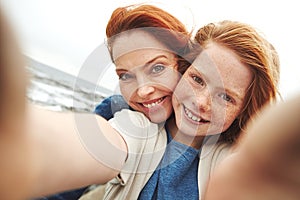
{"left": 80, "top": 109, "right": 232, "bottom": 200}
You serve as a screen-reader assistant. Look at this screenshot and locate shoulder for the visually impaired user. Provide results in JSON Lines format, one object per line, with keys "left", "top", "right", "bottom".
{"left": 108, "top": 110, "right": 167, "bottom": 186}
{"left": 109, "top": 109, "right": 160, "bottom": 145}
{"left": 201, "top": 136, "right": 232, "bottom": 163}
{"left": 200, "top": 136, "right": 233, "bottom": 178}
{"left": 111, "top": 109, "right": 154, "bottom": 129}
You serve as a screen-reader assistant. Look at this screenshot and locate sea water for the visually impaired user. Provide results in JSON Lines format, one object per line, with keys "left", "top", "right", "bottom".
{"left": 26, "top": 56, "right": 112, "bottom": 113}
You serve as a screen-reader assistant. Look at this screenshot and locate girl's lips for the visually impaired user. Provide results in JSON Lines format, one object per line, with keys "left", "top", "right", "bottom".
{"left": 184, "top": 105, "right": 209, "bottom": 123}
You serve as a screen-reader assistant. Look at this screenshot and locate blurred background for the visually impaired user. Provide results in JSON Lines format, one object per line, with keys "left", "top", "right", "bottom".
{"left": 1, "top": 0, "right": 299, "bottom": 112}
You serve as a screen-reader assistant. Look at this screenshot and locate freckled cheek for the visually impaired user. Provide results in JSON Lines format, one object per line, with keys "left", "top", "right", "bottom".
{"left": 224, "top": 110, "right": 240, "bottom": 130}
{"left": 212, "top": 107, "right": 240, "bottom": 131}
{"left": 173, "top": 78, "right": 192, "bottom": 101}
{"left": 171, "top": 95, "right": 180, "bottom": 111}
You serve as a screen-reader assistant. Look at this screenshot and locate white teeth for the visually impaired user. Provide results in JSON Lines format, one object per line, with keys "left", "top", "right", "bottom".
{"left": 142, "top": 98, "right": 163, "bottom": 108}
{"left": 184, "top": 107, "right": 201, "bottom": 122}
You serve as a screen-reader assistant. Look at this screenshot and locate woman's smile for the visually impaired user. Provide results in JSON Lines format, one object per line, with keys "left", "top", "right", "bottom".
{"left": 141, "top": 97, "right": 165, "bottom": 108}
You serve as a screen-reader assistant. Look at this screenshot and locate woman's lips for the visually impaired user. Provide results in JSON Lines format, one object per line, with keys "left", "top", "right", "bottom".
{"left": 141, "top": 97, "right": 164, "bottom": 108}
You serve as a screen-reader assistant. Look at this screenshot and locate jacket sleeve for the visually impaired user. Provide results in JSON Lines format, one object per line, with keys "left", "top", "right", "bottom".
{"left": 108, "top": 109, "right": 165, "bottom": 184}
{"left": 198, "top": 136, "right": 232, "bottom": 199}
{"left": 94, "top": 94, "right": 129, "bottom": 120}
{"left": 80, "top": 110, "right": 166, "bottom": 200}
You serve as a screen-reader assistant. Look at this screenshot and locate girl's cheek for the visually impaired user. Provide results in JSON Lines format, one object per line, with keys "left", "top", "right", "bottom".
{"left": 223, "top": 108, "right": 240, "bottom": 129}
{"left": 174, "top": 78, "right": 191, "bottom": 98}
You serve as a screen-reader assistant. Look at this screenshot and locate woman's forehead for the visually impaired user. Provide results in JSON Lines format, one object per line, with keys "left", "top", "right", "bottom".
{"left": 115, "top": 48, "right": 177, "bottom": 71}
{"left": 111, "top": 29, "right": 170, "bottom": 60}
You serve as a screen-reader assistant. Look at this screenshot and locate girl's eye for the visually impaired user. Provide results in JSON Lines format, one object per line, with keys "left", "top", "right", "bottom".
{"left": 192, "top": 75, "right": 205, "bottom": 86}
{"left": 219, "top": 93, "right": 233, "bottom": 103}
{"left": 151, "top": 64, "right": 165, "bottom": 74}
{"left": 119, "top": 73, "right": 133, "bottom": 81}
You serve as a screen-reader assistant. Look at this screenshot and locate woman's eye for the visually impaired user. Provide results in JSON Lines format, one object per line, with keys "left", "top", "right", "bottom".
{"left": 219, "top": 93, "right": 233, "bottom": 103}
{"left": 151, "top": 64, "right": 165, "bottom": 74}
{"left": 119, "top": 73, "right": 133, "bottom": 81}
{"left": 192, "top": 75, "right": 205, "bottom": 86}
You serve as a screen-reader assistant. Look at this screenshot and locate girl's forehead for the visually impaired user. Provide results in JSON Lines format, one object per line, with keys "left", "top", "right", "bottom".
{"left": 192, "top": 43, "right": 251, "bottom": 80}
{"left": 112, "top": 30, "right": 170, "bottom": 61}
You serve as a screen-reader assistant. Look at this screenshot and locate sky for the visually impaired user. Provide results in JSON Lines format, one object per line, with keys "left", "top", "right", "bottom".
{"left": 1, "top": 0, "right": 300, "bottom": 99}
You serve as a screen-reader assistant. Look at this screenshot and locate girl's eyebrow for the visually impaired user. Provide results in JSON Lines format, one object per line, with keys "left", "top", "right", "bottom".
{"left": 191, "top": 66, "right": 244, "bottom": 102}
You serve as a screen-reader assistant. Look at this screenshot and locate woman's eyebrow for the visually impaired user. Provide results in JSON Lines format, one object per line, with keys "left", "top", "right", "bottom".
{"left": 144, "top": 55, "right": 169, "bottom": 66}
{"left": 116, "top": 55, "right": 169, "bottom": 71}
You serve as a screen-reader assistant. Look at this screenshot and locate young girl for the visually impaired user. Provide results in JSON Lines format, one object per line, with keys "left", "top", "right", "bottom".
{"left": 39, "top": 4, "right": 192, "bottom": 199}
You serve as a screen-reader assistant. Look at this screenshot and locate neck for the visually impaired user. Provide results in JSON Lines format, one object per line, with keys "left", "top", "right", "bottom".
{"left": 166, "top": 116, "right": 205, "bottom": 149}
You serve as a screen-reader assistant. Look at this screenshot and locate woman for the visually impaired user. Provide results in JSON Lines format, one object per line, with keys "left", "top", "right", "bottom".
{"left": 36, "top": 4, "right": 192, "bottom": 199}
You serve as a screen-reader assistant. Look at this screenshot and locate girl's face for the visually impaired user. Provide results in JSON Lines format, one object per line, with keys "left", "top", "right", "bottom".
{"left": 172, "top": 42, "right": 253, "bottom": 137}
{"left": 112, "top": 30, "right": 180, "bottom": 123}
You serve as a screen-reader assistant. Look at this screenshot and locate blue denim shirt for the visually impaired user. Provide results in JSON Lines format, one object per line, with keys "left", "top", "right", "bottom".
{"left": 94, "top": 94, "right": 130, "bottom": 119}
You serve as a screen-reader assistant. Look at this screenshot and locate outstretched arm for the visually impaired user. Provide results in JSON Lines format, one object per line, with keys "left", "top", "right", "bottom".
{"left": 205, "top": 94, "right": 300, "bottom": 200}
{"left": 27, "top": 104, "right": 127, "bottom": 198}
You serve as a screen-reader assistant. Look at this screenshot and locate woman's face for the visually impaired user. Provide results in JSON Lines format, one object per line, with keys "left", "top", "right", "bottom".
{"left": 112, "top": 30, "right": 180, "bottom": 123}
{"left": 172, "top": 42, "right": 253, "bottom": 137}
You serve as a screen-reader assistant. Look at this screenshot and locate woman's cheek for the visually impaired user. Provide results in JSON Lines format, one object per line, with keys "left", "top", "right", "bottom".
{"left": 155, "top": 74, "right": 180, "bottom": 92}
{"left": 120, "top": 83, "right": 134, "bottom": 101}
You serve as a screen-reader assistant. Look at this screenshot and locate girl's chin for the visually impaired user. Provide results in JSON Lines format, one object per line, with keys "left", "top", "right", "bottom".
{"left": 145, "top": 107, "right": 172, "bottom": 123}
{"left": 177, "top": 118, "right": 211, "bottom": 137}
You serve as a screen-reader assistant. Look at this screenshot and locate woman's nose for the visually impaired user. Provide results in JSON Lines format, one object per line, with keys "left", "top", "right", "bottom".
{"left": 135, "top": 74, "right": 156, "bottom": 98}
{"left": 137, "top": 85, "right": 155, "bottom": 98}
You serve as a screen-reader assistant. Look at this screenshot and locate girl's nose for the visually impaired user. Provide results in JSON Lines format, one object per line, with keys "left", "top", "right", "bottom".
{"left": 193, "top": 88, "right": 212, "bottom": 113}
